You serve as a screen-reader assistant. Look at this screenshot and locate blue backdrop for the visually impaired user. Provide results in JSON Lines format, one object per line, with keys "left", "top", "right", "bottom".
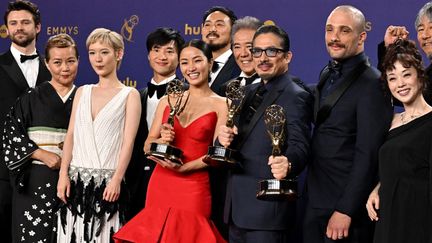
{"left": 0, "top": 0, "right": 427, "bottom": 89}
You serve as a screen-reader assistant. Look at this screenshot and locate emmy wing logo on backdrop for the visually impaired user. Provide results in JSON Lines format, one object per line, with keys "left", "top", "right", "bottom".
{"left": 0, "top": 25, "right": 8, "bottom": 39}
{"left": 121, "top": 15, "right": 139, "bottom": 42}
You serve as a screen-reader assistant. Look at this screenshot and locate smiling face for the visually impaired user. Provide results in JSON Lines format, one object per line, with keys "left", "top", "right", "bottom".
{"left": 46, "top": 46, "right": 78, "bottom": 87}
{"left": 179, "top": 46, "right": 212, "bottom": 86}
{"left": 417, "top": 15, "right": 432, "bottom": 59}
{"left": 88, "top": 41, "right": 123, "bottom": 78}
{"left": 253, "top": 33, "right": 291, "bottom": 82}
{"left": 386, "top": 61, "right": 423, "bottom": 105}
{"left": 232, "top": 28, "right": 256, "bottom": 76}
{"left": 202, "top": 11, "right": 232, "bottom": 51}
{"left": 148, "top": 40, "right": 179, "bottom": 82}
{"left": 6, "top": 10, "right": 40, "bottom": 49}
{"left": 325, "top": 9, "right": 366, "bottom": 61}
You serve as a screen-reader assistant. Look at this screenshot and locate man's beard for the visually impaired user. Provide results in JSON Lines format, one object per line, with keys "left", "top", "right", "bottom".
{"left": 10, "top": 32, "right": 35, "bottom": 48}
{"left": 208, "top": 42, "right": 228, "bottom": 52}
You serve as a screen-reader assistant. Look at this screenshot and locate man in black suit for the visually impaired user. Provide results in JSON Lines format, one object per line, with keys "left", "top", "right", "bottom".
{"left": 125, "top": 27, "right": 184, "bottom": 221}
{"left": 201, "top": 6, "right": 241, "bottom": 96}
{"left": 304, "top": 5, "right": 393, "bottom": 243}
{"left": 231, "top": 16, "right": 262, "bottom": 86}
{"left": 218, "top": 24, "right": 313, "bottom": 243}
{"left": 0, "top": 1, "right": 51, "bottom": 241}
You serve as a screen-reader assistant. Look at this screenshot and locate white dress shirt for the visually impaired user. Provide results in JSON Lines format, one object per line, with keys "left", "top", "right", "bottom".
{"left": 146, "top": 74, "right": 176, "bottom": 129}
{"left": 209, "top": 49, "right": 232, "bottom": 87}
{"left": 10, "top": 45, "right": 40, "bottom": 88}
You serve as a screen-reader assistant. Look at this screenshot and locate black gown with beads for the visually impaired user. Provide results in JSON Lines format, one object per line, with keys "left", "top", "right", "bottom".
{"left": 374, "top": 112, "right": 432, "bottom": 243}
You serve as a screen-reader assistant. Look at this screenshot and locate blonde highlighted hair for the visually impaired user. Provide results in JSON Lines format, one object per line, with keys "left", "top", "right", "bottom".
{"left": 86, "top": 28, "right": 124, "bottom": 69}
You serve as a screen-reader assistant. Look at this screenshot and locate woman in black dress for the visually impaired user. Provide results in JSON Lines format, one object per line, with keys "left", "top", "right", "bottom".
{"left": 366, "top": 39, "right": 432, "bottom": 243}
{"left": 2, "top": 34, "right": 78, "bottom": 243}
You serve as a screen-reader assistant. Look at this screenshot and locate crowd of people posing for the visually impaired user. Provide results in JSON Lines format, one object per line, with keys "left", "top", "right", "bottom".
{"left": 0, "top": 1, "right": 431, "bottom": 243}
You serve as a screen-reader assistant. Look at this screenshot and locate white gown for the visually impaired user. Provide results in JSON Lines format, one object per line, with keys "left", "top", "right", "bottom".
{"left": 57, "top": 84, "right": 132, "bottom": 243}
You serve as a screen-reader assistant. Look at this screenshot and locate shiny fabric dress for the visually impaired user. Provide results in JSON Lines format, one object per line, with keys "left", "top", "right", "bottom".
{"left": 113, "top": 106, "right": 226, "bottom": 243}
{"left": 374, "top": 112, "right": 432, "bottom": 243}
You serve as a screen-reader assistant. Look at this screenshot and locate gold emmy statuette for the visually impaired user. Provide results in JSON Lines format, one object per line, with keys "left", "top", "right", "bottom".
{"left": 256, "top": 104, "right": 297, "bottom": 201}
{"left": 148, "top": 79, "right": 189, "bottom": 165}
{"left": 203, "top": 79, "right": 245, "bottom": 167}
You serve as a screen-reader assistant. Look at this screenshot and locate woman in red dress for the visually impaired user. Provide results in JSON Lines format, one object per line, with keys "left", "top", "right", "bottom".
{"left": 113, "top": 39, "right": 228, "bottom": 243}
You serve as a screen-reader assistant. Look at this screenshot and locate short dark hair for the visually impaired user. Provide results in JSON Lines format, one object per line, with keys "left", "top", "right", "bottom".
{"left": 381, "top": 39, "right": 426, "bottom": 95}
{"left": 45, "top": 33, "right": 78, "bottom": 62}
{"left": 181, "top": 39, "right": 213, "bottom": 62}
{"left": 146, "top": 27, "right": 185, "bottom": 53}
{"left": 202, "top": 6, "right": 237, "bottom": 26}
{"left": 4, "top": 0, "right": 40, "bottom": 26}
{"left": 253, "top": 25, "right": 290, "bottom": 52}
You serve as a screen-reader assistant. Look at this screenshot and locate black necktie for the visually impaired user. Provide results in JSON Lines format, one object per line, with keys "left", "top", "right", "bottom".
{"left": 244, "top": 73, "right": 259, "bottom": 85}
{"left": 244, "top": 82, "right": 267, "bottom": 124}
{"left": 147, "top": 83, "right": 168, "bottom": 99}
{"left": 20, "top": 54, "right": 39, "bottom": 63}
{"left": 211, "top": 61, "right": 220, "bottom": 73}
{"left": 320, "top": 61, "right": 342, "bottom": 101}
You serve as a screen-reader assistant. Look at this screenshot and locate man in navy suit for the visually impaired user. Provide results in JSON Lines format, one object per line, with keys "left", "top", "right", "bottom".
{"left": 125, "top": 27, "right": 184, "bottom": 221}
{"left": 304, "top": 5, "right": 392, "bottom": 243}
{"left": 0, "top": 1, "right": 51, "bottom": 241}
{"left": 201, "top": 6, "right": 241, "bottom": 96}
{"left": 218, "top": 24, "right": 313, "bottom": 243}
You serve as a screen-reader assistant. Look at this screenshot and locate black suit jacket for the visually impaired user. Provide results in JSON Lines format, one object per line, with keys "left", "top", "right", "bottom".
{"left": 0, "top": 50, "right": 51, "bottom": 180}
{"left": 210, "top": 54, "right": 241, "bottom": 96}
{"left": 224, "top": 72, "right": 313, "bottom": 230}
{"left": 307, "top": 62, "right": 392, "bottom": 217}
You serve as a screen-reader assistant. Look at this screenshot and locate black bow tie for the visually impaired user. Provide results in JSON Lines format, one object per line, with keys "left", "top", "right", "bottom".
{"left": 243, "top": 73, "right": 259, "bottom": 85}
{"left": 211, "top": 61, "right": 220, "bottom": 73}
{"left": 148, "top": 82, "right": 168, "bottom": 99}
{"left": 20, "top": 53, "right": 39, "bottom": 63}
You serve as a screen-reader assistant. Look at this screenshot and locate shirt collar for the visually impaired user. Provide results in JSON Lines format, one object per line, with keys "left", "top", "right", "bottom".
{"left": 10, "top": 45, "right": 38, "bottom": 63}
{"left": 336, "top": 52, "right": 367, "bottom": 75}
{"left": 150, "top": 74, "right": 176, "bottom": 85}
{"left": 214, "top": 49, "right": 232, "bottom": 65}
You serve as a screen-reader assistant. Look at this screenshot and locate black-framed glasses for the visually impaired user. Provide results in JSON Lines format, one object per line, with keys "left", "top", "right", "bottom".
{"left": 251, "top": 47, "right": 285, "bottom": 58}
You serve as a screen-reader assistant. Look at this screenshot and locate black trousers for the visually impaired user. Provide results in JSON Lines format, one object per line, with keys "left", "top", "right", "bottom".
{"left": 0, "top": 179, "right": 12, "bottom": 243}
{"left": 229, "top": 223, "right": 293, "bottom": 243}
{"left": 303, "top": 204, "right": 374, "bottom": 243}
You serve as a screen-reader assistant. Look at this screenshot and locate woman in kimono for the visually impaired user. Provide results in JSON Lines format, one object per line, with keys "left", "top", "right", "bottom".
{"left": 56, "top": 28, "right": 141, "bottom": 243}
{"left": 2, "top": 33, "right": 78, "bottom": 243}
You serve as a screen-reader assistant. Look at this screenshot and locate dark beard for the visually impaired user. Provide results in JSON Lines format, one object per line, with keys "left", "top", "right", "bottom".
{"left": 11, "top": 34, "right": 35, "bottom": 48}
{"left": 208, "top": 42, "right": 229, "bottom": 52}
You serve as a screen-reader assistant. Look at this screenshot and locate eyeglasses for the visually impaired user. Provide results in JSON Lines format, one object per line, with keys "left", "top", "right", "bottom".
{"left": 251, "top": 47, "right": 285, "bottom": 58}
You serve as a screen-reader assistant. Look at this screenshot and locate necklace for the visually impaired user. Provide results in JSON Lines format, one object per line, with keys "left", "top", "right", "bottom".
{"left": 400, "top": 112, "right": 420, "bottom": 125}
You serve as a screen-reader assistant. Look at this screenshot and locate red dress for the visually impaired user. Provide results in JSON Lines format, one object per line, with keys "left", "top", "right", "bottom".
{"left": 113, "top": 107, "right": 226, "bottom": 243}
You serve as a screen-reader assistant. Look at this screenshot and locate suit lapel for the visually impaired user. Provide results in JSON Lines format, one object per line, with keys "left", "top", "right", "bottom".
{"left": 0, "top": 50, "right": 28, "bottom": 91}
{"left": 238, "top": 74, "right": 286, "bottom": 147}
{"left": 36, "top": 57, "right": 51, "bottom": 85}
{"left": 211, "top": 54, "right": 239, "bottom": 90}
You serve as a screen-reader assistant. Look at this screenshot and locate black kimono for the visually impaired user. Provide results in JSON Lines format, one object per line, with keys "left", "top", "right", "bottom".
{"left": 2, "top": 81, "right": 76, "bottom": 243}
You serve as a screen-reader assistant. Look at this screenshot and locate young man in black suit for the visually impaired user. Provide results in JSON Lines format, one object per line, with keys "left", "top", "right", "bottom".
{"left": 125, "top": 27, "right": 184, "bottom": 221}
{"left": 218, "top": 24, "right": 313, "bottom": 243}
{"left": 0, "top": 1, "right": 51, "bottom": 241}
{"left": 201, "top": 6, "right": 241, "bottom": 96}
{"left": 304, "top": 5, "right": 393, "bottom": 243}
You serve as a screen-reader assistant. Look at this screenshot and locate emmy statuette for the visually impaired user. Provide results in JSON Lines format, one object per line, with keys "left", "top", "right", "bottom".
{"left": 256, "top": 104, "right": 297, "bottom": 201}
{"left": 148, "top": 79, "right": 189, "bottom": 165}
{"left": 203, "top": 79, "right": 245, "bottom": 167}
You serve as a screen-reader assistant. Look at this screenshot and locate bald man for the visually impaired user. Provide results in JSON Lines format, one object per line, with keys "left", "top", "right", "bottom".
{"left": 304, "top": 5, "right": 392, "bottom": 243}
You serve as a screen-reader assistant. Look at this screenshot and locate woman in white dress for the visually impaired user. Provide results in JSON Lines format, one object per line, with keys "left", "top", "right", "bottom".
{"left": 56, "top": 28, "right": 141, "bottom": 243}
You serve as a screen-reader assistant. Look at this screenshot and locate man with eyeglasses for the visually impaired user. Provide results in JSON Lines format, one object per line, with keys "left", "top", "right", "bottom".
{"left": 304, "top": 6, "right": 392, "bottom": 243}
{"left": 201, "top": 6, "right": 241, "bottom": 96}
{"left": 217, "top": 24, "right": 313, "bottom": 243}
